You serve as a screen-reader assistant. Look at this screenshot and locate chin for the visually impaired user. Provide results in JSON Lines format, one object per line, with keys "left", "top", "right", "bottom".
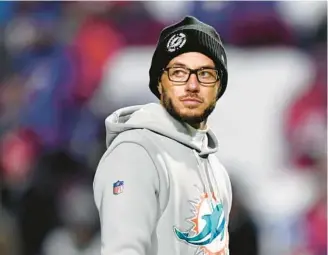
{"left": 179, "top": 106, "right": 203, "bottom": 115}
{"left": 178, "top": 107, "right": 206, "bottom": 120}
{"left": 163, "top": 95, "right": 215, "bottom": 124}
{"left": 180, "top": 102, "right": 205, "bottom": 112}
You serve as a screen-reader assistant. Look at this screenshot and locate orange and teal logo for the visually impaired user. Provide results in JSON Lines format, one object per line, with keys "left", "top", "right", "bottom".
{"left": 173, "top": 193, "right": 229, "bottom": 255}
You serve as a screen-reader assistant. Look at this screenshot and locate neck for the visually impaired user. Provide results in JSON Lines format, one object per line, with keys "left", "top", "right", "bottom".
{"left": 189, "top": 121, "right": 207, "bottom": 130}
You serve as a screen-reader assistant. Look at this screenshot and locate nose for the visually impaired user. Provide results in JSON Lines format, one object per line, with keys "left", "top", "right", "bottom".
{"left": 185, "top": 73, "right": 200, "bottom": 92}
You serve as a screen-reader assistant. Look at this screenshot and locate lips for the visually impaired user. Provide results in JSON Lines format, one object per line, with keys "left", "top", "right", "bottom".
{"left": 180, "top": 97, "right": 203, "bottom": 103}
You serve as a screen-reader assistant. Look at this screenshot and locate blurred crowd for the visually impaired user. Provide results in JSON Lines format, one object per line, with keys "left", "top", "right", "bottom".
{"left": 0, "top": 2, "right": 326, "bottom": 255}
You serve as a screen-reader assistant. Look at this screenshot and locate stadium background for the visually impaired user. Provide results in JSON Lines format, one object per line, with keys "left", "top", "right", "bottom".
{"left": 0, "top": 1, "right": 326, "bottom": 255}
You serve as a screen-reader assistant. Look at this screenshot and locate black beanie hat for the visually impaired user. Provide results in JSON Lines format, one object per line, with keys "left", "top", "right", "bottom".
{"left": 149, "top": 16, "right": 228, "bottom": 100}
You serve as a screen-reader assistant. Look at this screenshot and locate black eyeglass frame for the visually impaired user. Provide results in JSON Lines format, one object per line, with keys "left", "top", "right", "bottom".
{"left": 161, "top": 66, "right": 222, "bottom": 86}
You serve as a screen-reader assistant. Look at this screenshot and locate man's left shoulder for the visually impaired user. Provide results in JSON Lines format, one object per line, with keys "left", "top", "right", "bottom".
{"left": 209, "top": 154, "right": 227, "bottom": 169}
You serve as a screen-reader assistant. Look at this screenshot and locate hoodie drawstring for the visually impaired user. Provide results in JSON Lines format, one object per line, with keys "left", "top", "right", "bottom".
{"left": 193, "top": 150, "right": 222, "bottom": 211}
{"left": 207, "top": 157, "right": 224, "bottom": 206}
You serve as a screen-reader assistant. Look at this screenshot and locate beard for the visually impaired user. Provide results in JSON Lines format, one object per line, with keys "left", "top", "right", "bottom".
{"left": 162, "top": 90, "right": 216, "bottom": 126}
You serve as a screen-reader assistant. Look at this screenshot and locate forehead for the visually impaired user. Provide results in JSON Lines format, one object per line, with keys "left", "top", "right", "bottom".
{"left": 168, "top": 52, "right": 215, "bottom": 69}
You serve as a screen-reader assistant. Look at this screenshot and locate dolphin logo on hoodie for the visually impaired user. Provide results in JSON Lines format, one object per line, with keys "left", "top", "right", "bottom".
{"left": 174, "top": 192, "right": 228, "bottom": 255}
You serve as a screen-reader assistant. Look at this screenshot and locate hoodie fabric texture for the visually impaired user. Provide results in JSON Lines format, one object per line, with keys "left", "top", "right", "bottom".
{"left": 93, "top": 103, "right": 232, "bottom": 255}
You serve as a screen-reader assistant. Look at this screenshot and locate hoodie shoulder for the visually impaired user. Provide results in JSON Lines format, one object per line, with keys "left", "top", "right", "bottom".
{"left": 108, "top": 129, "right": 152, "bottom": 151}
{"left": 97, "top": 128, "right": 170, "bottom": 214}
{"left": 100, "top": 128, "right": 167, "bottom": 179}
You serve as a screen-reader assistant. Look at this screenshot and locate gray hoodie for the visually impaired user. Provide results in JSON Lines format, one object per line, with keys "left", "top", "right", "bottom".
{"left": 93, "top": 103, "right": 232, "bottom": 255}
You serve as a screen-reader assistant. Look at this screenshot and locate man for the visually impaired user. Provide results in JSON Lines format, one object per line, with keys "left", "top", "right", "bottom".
{"left": 93, "top": 16, "right": 232, "bottom": 255}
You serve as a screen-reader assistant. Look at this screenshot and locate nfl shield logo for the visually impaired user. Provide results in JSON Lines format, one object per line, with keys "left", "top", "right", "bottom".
{"left": 113, "top": 180, "right": 124, "bottom": 195}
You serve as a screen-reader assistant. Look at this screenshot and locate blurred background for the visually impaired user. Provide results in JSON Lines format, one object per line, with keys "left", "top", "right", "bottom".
{"left": 0, "top": 1, "right": 326, "bottom": 255}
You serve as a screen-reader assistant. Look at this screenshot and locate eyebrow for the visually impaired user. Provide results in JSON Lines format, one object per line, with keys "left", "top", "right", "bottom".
{"left": 169, "top": 61, "right": 215, "bottom": 69}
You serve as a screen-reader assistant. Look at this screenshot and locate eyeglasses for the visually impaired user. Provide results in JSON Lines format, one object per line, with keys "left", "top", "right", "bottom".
{"left": 162, "top": 66, "right": 221, "bottom": 86}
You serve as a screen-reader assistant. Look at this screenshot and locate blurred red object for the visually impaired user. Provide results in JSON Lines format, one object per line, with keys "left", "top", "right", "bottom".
{"left": 231, "top": 12, "right": 295, "bottom": 46}
{"left": 0, "top": 129, "right": 40, "bottom": 185}
{"left": 305, "top": 198, "right": 327, "bottom": 254}
{"left": 70, "top": 15, "right": 125, "bottom": 103}
{"left": 285, "top": 81, "right": 327, "bottom": 169}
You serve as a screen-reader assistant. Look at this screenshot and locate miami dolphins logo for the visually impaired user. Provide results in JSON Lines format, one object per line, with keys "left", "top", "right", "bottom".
{"left": 173, "top": 193, "right": 229, "bottom": 255}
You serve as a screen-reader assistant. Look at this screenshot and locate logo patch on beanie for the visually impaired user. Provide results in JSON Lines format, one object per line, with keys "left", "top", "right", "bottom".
{"left": 167, "top": 33, "right": 186, "bottom": 52}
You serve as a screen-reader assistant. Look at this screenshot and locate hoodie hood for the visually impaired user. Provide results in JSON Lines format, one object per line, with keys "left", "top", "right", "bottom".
{"left": 105, "top": 103, "right": 219, "bottom": 156}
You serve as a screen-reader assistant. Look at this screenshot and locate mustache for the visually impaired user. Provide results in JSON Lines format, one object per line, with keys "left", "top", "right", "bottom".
{"left": 179, "top": 94, "right": 204, "bottom": 102}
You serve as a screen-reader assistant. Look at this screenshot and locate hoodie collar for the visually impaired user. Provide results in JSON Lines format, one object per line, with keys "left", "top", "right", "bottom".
{"left": 105, "top": 103, "right": 219, "bottom": 156}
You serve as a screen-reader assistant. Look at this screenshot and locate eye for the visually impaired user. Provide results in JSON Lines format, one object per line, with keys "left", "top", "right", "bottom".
{"left": 199, "top": 69, "right": 215, "bottom": 78}
{"left": 170, "top": 67, "right": 188, "bottom": 77}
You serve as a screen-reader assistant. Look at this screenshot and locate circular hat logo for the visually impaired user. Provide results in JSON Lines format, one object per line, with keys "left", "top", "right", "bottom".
{"left": 167, "top": 33, "right": 187, "bottom": 52}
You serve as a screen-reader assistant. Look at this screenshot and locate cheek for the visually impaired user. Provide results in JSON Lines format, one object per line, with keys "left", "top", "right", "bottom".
{"left": 161, "top": 77, "right": 183, "bottom": 98}
{"left": 165, "top": 86, "right": 185, "bottom": 100}
{"left": 202, "top": 87, "right": 218, "bottom": 103}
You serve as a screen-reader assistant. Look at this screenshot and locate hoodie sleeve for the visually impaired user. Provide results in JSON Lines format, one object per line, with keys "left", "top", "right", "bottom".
{"left": 93, "top": 142, "right": 159, "bottom": 255}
